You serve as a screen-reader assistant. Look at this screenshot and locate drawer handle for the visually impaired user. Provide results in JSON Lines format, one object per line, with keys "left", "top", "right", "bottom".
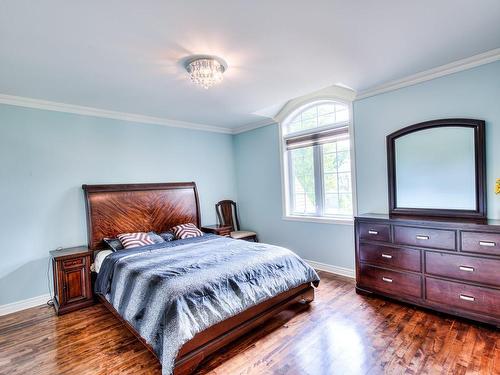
{"left": 381, "top": 253, "right": 393, "bottom": 259}
{"left": 459, "top": 294, "right": 475, "bottom": 302}
{"left": 416, "top": 235, "right": 429, "bottom": 240}
{"left": 382, "top": 277, "right": 393, "bottom": 283}
{"left": 459, "top": 265, "right": 474, "bottom": 272}
{"left": 368, "top": 230, "right": 379, "bottom": 235}
{"left": 479, "top": 241, "right": 496, "bottom": 247}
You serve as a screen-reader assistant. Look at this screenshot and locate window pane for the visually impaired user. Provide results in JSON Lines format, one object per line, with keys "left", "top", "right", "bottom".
{"left": 317, "top": 103, "right": 335, "bottom": 116}
{"left": 318, "top": 113, "right": 335, "bottom": 127}
{"left": 324, "top": 193, "right": 339, "bottom": 214}
{"left": 290, "top": 146, "right": 316, "bottom": 214}
{"left": 323, "top": 142, "right": 336, "bottom": 154}
{"left": 339, "top": 194, "right": 352, "bottom": 214}
{"left": 301, "top": 107, "right": 317, "bottom": 120}
{"left": 338, "top": 172, "right": 351, "bottom": 193}
{"left": 321, "top": 141, "right": 353, "bottom": 217}
{"left": 337, "top": 151, "right": 350, "bottom": 172}
{"left": 324, "top": 173, "right": 338, "bottom": 193}
{"left": 286, "top": 101, "right": 349, "bottom": 136}
{"left": 323, "top": 152, "right": 336, "bottom": 173}
{"left": 301, "top": 115, "right": 317, "bottom": 130}
{"left": 288, "top": 118, "right": 302, "bottom": 133}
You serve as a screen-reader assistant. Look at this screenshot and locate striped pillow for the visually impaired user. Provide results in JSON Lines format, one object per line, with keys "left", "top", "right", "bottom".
{"left": 117, "top": 232, "right": 155, "bottom": 249}
{"left": 171, "top": 223, "right": 203, "bottom": 240}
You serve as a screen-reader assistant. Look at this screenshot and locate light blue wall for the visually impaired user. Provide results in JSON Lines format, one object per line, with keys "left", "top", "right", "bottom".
{"left": 233, "top": 125, "right": 355, "bottom": 270}
{"left": 0, "top": 104, "right": 236, "bottom": 305}
{"left": 354, "top": 61, "right": 500, "bottom": 219}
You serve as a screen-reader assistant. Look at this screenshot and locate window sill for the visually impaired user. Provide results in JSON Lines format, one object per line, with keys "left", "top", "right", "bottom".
{"left": 282, "top": 215, "right": 354, "bottom": 225}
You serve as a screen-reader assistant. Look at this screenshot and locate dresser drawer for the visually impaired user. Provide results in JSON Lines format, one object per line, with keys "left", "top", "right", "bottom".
{"left": 425, "top": 251, "right": 500, "bottom": 287}
{"left": 394, "top": 226, "right": 456, "bottom": 250}
{"left": 358, "top": 264, "right": 422, "bottom": 299}
{"left": 461, "top": 231, "right": 500, "bottom": 256}
{"left": 426, "top": 277, "right": 500, "bottom": 317}
{"left": 359, "top": 243, "right": 421, "bottom": 272}
{"left": 358, "top": 223, "right": 390, "bottom": 242}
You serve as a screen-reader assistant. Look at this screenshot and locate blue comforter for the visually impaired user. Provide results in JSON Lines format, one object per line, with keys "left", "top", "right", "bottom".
{"left": 95, "top": 234, "right": 320, "bottom": 375}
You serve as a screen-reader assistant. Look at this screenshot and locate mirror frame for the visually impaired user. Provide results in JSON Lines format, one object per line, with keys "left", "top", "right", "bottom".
{"left": 387, "top": 118, "right": 486, "bottom": 221}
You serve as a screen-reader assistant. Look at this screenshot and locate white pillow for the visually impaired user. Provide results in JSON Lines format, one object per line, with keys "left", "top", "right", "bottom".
{"left": 93, "top": 250, "right": 113, "bottom": 273}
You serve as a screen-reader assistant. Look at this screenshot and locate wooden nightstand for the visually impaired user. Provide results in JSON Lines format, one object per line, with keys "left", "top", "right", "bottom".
{"left": 201, "top": 224, "right": 232, "bottom": 237}
{"left": 50, "top": 246, "right": 94, "bottom": 315}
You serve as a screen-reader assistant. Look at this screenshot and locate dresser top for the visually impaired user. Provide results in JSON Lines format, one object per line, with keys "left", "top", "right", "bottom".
{"left": 356, "top": 213, "right": 500, "bottom": 228}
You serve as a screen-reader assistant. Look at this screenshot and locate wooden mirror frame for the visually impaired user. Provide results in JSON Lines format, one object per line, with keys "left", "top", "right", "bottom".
{"left": 387, "top": 118, "right": 486, "bottom": 221}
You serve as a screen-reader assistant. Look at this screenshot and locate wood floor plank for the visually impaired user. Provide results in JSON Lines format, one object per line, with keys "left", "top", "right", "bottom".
{"left": 0, "top": 271, "right": 498, "bottom": 375}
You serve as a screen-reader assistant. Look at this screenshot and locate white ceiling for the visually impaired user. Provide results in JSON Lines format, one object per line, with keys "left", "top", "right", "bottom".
{"left": 1, "top": 1, "right": 499, "bottom": 129}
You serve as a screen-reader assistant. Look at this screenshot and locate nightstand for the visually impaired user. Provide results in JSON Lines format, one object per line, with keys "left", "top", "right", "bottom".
{"left": 50, "top": 246, "right": 94, "bottom": 315}
{"left": 201, "top": 224, "right": 232, "bottom": 237}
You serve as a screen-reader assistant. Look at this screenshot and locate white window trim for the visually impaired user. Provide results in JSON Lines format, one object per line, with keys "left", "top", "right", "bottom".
{"left": 278, "top": 96, "right": 358, "bottom": 225}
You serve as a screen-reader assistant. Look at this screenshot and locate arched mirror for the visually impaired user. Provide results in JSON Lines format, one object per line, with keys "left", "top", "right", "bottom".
{"left": 387, "top": 118, "right": 486, "bottom": 220}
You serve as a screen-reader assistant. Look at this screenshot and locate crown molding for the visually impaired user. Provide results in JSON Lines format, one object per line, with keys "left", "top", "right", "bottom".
{"left": 356, "top": 48, "right": 500, "bottom": 100}
{"left": 0, "top": 94, "right": 233, "bottom": 134}
{"left": 231, "top": 118, "right": 277, "bottom": 134}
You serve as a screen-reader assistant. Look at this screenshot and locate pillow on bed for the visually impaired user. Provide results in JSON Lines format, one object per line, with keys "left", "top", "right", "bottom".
{"left": 159, "top": 231, "right": 175, "bottom": 242}
{"left": 147, "top": 231, "right": 165, "bottom": 244}
{"left": 171, "top": 223, "right": 204, "bottom": 240}
{"left": 103, "top": 237, "right": 124, "bottom": 252}
{"left": 117, "top": 232, "right": 155, "bottom": 249}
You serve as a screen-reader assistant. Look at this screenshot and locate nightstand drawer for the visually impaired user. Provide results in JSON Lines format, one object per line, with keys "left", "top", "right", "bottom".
{"left": 62, "top": 257, "right": 85, "bottom": 269}
{"left": 359, "top": 243, "right": 421, "bottom": 272}
{"left": 358, "top": 223, "right": 390, "bottom": 242}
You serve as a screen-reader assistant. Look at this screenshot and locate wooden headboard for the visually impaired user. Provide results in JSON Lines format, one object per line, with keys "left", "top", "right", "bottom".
{"left": 82, "top": 182, "right": 201, "bottom": 250}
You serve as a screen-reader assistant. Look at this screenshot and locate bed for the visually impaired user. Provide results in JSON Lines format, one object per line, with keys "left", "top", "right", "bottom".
{"left": 82, "top": 182, "right": 319, "bottom": 375}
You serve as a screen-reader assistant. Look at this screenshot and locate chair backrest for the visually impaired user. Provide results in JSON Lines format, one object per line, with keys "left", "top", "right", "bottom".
{"left": 215, "top": 200, "right": 240, "bottom": 231}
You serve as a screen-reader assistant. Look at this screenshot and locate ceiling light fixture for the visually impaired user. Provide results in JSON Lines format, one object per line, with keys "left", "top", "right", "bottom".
{"left": 185, "top": 55, "right": 227, "bottom": 89}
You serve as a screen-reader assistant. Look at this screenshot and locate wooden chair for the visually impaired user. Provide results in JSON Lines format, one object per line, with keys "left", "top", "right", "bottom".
{"left": 215, "top": 200, "right": 258, "bottom": 242}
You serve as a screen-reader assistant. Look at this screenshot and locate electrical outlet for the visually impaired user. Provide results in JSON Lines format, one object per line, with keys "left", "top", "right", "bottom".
{"left": 496, "top": 178, "right": 500, "bottom": 195}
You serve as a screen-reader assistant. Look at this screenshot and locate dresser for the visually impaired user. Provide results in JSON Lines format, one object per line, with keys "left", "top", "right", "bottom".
{"left": 355, "top": 214, "right": 500, "bottom": 327}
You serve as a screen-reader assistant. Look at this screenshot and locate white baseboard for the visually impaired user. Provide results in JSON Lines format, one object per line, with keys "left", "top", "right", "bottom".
{"left": 0, "top": 294, "right": 51, "bottom": 316}
{"left": 305, "top": 259, "right": 355, "bottom": 279}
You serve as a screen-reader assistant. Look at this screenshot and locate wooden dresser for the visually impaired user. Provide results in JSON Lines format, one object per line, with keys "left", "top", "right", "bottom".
{"left": 355, "top": 214, "right": 500, "bottom": 327}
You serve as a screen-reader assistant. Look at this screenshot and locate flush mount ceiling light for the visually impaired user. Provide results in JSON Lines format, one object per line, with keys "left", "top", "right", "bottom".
{"left": 185, "top": 55, "right": 228, "bottom": 89}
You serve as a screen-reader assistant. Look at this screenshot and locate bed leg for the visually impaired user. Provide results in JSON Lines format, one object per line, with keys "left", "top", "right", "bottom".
{"left": 299, "top": 286, "right": 315, "bottom": 304}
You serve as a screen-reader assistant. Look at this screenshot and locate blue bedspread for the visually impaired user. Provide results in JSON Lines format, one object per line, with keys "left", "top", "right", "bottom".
{"left": 95, "top": 234, "right": 320, "bottom": 375}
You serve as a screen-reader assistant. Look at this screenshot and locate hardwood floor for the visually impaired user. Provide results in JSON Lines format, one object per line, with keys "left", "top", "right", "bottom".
{"left": 0, "top": 271, "right": 498, "bottom": 374}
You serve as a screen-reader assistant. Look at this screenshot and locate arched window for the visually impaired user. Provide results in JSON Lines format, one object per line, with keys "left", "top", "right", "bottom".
{"left": 281, "top": 100, "right": 354, "bottom": 221}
